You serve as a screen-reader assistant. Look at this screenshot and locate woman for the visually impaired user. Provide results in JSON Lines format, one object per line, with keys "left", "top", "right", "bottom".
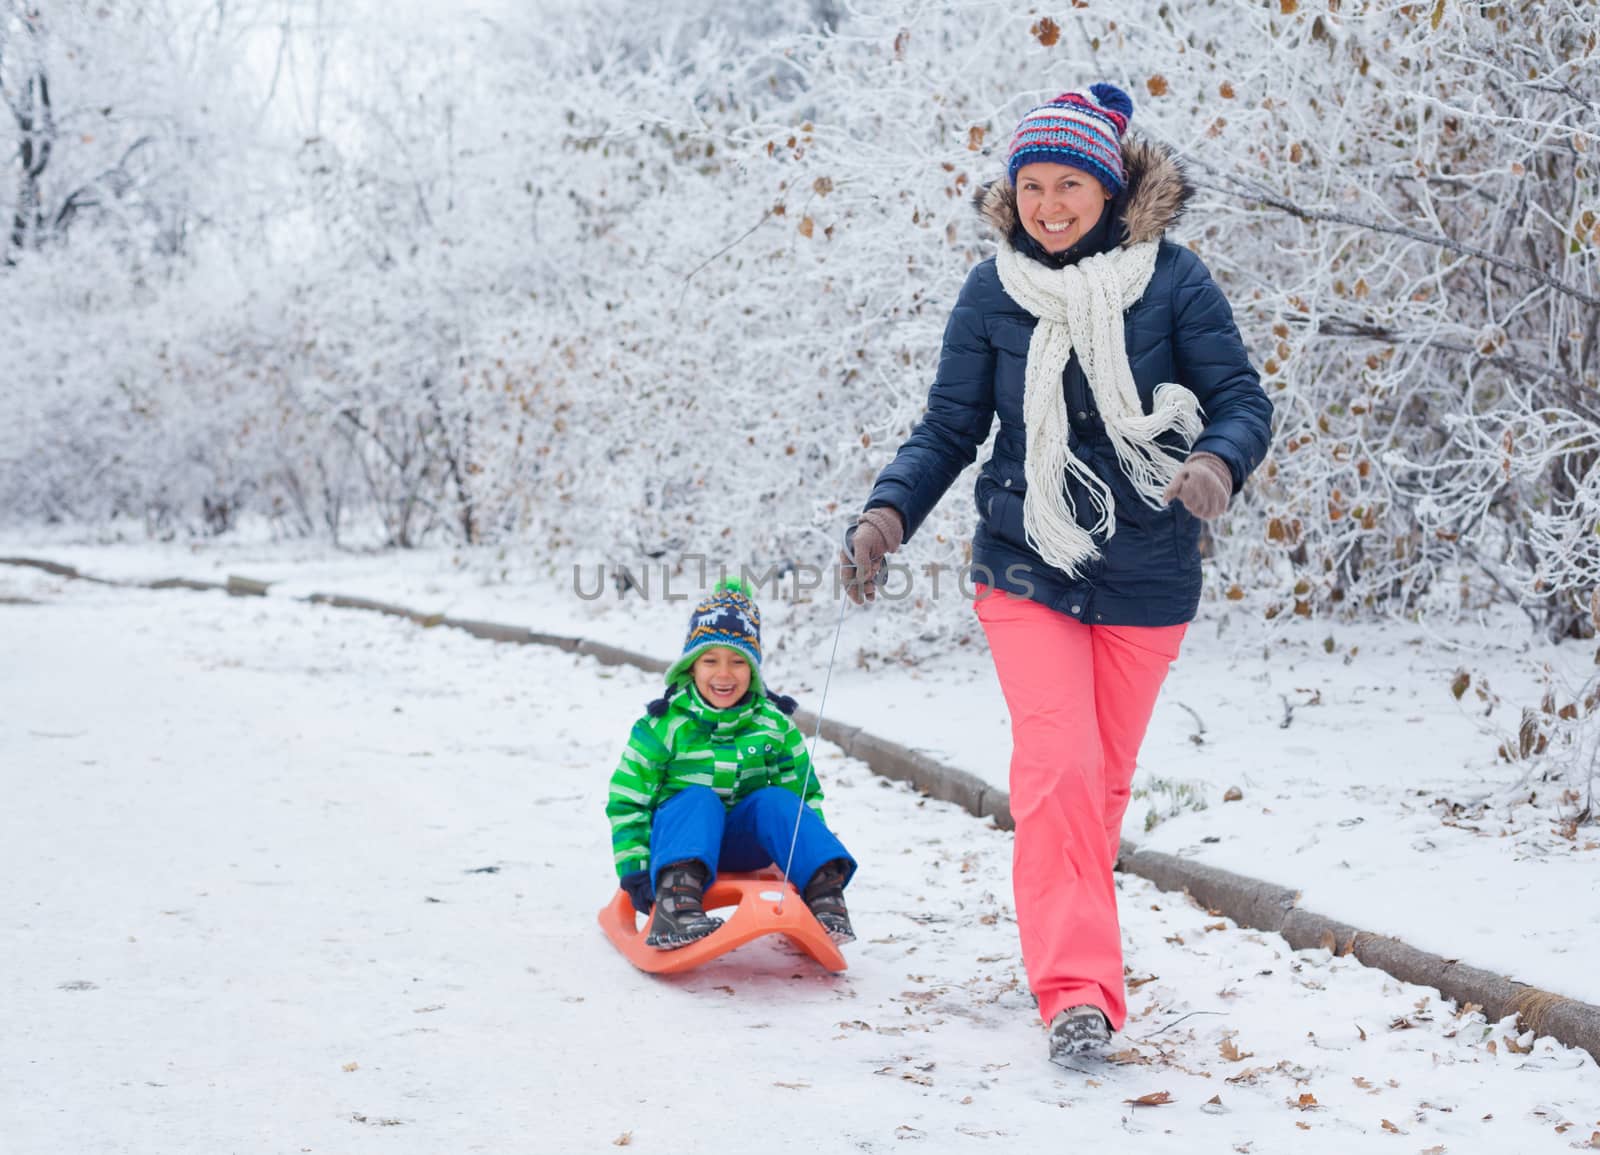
{"left": 840, "top": 84, "right": 1273, "bottom": 1065}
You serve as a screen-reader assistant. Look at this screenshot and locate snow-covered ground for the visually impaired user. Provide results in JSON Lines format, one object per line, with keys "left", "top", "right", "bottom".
{"left": 8, "top": 537, "right": 1597, "bottom": 1006}
{"left": 4, "top": 562, "right": 1599, "bottom": 1152}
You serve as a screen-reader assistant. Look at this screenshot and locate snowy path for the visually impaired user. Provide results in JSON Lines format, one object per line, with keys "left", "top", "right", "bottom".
{"left": 4, "top": 576, "right": 1598, "bottom": 1153}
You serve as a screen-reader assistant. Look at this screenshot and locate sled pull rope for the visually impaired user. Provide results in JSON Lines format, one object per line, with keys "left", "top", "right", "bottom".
{"left": 776, "top": 592, "right": 849, "bottom": 913}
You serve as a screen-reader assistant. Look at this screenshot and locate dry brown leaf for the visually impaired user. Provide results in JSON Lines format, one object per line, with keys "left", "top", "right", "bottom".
{"left": 1380, "top": 1119, "right": 1401, "bottom": 1134}
{"left": 1504, "top": 1034, "right": 1534, "bottom": 1054}
{"left": 1164, "top": 933, "right": 1185, "bottom": 945}
{"left": 1124, "top": 1091, "right": 1175, "bottom": 1107}
{"left": 1205, "top": 921, "right": 1228, "bottom": 933}
{"left": 1031, "top": 17, "right": 1061, "bottom": 46}
{"left": 1352, "top": 1076, "right": 1373, "bottom": 1090}
{"left": 1421, "top": 1147, "right": 1445, "bottom": 1155}
{"left": 967, "top": 126, "right": 985, "bottom": 151}
{"left": 1486, "top": 1039, "right": 1498, "bottom": 1054}
{"left": 341, "top": 1062, "right": 359, "bottom": 1073}
{"left": 613, "top": 1133, "right": 633, "bottom": 1147}
{"left": 1293, "top": 1092, "right": 1320, "bottom": 1110}
{"left": 1127, "top": 974, "right": 1159, "bottom": 990}
{"left": 1219, "top": 1038, "right": 1254, "bottom": 1062}
{"left": 1219, "top": 81, "right": 1236, "bottom": 99}
{"left": 1357, "top": 1023, "right": 1368, "bottom": 1041}
{"left": 798, "top": 217, "right": 815, "bottom": 239}
{"left": 1223, "top": 786, "right": 1244, "bottom": 801}
{"left": 1296, "top": 1121, "right": 1311, "bottom": 1131}
{"left": 1147, "top": 75, "right": 1169, "bottom": 97}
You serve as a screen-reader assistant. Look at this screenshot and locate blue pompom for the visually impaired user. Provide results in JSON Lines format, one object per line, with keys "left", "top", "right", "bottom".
{"left": 1089, "top": 82, "right": 1134, "bottom": 122}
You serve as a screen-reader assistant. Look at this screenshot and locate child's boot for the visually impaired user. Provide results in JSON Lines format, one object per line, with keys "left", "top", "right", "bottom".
{"left": 644, "top": 861, "right": 723, "bottom": 949}
{"left": 803, "top": 858, "right": 855, "bottom": 944}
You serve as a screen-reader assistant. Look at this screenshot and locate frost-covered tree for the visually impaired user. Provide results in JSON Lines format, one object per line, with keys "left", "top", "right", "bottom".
{"left": 3, "top": 0, "right": 1595, "bottom": 642}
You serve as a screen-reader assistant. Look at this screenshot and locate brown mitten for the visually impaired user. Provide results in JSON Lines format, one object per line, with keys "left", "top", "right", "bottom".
{"left": 1162, "top": 451, "right": 1233, "bottom": 520}
{"left": 837, "top": 507, "right": 905, "bottom": 604}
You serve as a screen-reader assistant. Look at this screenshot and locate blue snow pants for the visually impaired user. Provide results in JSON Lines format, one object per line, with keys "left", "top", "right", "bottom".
{"left": 649, "top": 785, "right": 856, "bottom": 898}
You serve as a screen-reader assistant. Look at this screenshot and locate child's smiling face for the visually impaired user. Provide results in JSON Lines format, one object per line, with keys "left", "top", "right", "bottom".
{"left": 692, "top": 647, "right": 751, "bottom": 709}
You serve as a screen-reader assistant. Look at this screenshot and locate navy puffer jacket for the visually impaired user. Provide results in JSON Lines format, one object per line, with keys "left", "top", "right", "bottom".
{"left": 865, "top": 140, "right": 1274, "bottom": 627}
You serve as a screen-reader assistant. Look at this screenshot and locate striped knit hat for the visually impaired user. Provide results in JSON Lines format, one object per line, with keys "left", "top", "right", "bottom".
{"left": 663, "top": 578, "right": 765, "bottom": 697}
{"left": 1006, "top": 83, "right": 1134, "bottom": 193}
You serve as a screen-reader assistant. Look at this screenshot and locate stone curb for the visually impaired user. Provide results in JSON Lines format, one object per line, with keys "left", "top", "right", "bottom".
{"left": 7, "top": 554, "right": 1598, "bottom": 1062}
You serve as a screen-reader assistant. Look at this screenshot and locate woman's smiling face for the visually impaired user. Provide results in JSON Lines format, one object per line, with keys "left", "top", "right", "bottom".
{"left": 1014, "top": 162, "right": 1111, "bottom": 254}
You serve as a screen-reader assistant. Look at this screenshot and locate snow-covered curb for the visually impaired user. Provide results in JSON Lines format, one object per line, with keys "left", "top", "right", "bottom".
{"left": 8, "top": 552, "right": 1598, "bottom": 1065}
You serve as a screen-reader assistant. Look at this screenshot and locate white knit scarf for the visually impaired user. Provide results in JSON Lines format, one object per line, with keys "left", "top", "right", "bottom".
{"left": 994, "top": 238, "right": 1204, "bottom": 576}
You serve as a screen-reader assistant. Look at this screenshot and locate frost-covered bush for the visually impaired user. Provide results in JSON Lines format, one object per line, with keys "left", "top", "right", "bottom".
{"left": 3, "top": 0, "right": 1596, "bottom": 640}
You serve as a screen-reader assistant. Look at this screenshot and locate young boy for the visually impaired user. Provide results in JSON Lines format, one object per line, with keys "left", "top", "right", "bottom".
{"left": 605, "top": 579, "right": 857, "bottom": 949}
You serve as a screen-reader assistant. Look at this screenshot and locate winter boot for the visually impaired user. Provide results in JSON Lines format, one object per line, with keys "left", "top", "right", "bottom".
{"left": 644, "top": 861, "right": 723, "bottom": 950}
{"left": 1048, "top": 1005, "right": 1112, "bottom": 1065}
{"left": 802, "top": 858, "right": 855, "bottom": 945}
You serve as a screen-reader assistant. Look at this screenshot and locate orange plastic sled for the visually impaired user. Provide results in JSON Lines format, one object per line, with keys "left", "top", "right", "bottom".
{"left": 598, "top": 870, "right": 848, "bottom": 975}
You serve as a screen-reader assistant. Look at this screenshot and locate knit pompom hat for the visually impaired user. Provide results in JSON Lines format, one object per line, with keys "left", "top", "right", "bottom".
{"left": 1006, "top": 83, "right": 1134, "bottom": 193}
{"left": 661, "top": 577, "right": 766, "bottom": 699}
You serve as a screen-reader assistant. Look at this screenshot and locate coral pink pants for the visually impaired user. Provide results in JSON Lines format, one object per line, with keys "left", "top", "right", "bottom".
{"left": 974, "top": 587, "right": 1186, "bottom": 1030}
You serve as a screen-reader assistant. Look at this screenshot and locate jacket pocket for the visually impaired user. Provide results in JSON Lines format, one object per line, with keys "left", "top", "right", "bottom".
{"left": 1171, "top": 500, "right": 1201, "bottom": 558}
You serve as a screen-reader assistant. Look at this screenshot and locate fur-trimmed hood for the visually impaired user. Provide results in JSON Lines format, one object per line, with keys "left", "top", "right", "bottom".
{"left": 974, "top": 137, "right": 1190, "bottom": 249}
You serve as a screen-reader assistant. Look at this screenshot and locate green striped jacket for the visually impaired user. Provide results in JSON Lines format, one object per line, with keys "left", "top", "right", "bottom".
{"left": 606, "top": 686, "right": 823, "bottom": 878}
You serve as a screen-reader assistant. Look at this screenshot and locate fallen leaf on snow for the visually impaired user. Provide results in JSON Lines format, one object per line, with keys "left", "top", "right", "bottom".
{"left": 1124, "top": 1091, "right": 1174, "bottom": 1107}
{"left": 1219, "top": 1038, "right": 1254, "bottom": 1062}
{"left": 1205, "top": 921, "right": 1228, "bottom": 932}
{"left": 1381, "top": 1119, "right": 1403, "bottom": 1134}
{"left": 1292, "top": 1092, "right": 1320, "bottom": 1110}
{"left": 342, "top": 1062, "right": 359, "bottom": 1072}
{"left": 1504, "top": 1034, "right": 1534, "bottom": 1055}
{"left": 613, "top": 1133, "right": 632, "bottom": 1147}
